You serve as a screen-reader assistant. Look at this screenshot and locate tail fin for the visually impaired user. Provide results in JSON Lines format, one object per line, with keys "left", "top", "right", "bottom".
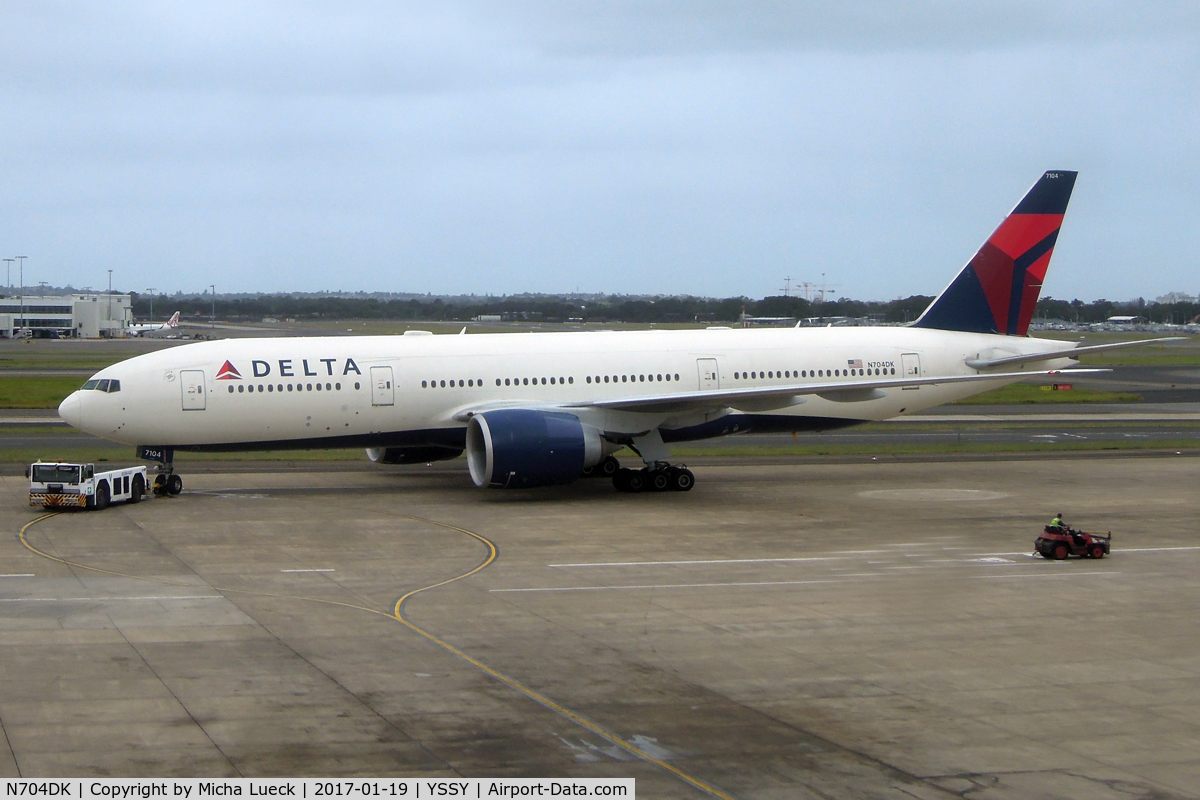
{"left": 166, "top": 311, "right": 180, "bottom": 328}
{"left": 912, "top": 170, "right": 1077, "bottom": 336}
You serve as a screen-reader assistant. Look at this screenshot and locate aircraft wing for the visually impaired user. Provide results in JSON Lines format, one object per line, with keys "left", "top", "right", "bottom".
{"left": 965, "top": 337, "right": 1184, "bottom": 369}
{"left": 559, "top": 368, "right": 1110, "bottom": 414}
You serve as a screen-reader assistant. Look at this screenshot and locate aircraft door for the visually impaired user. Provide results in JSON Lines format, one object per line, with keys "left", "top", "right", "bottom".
{"left": 181, "top": 370, "right": 206, "bottom": 410}
{"left": 696, "top": 358, "right": 720, "bottom": 390}
{"left": 901, "top": 353, "right": 921, "bottom": 390}
{"left": 371, "top": 366, "right": 394, "bottom": 406}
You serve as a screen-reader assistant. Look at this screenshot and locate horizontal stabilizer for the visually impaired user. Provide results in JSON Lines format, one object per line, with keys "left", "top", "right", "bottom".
{"left": 965, "top": 337, "right": 1185, "bottom": 370}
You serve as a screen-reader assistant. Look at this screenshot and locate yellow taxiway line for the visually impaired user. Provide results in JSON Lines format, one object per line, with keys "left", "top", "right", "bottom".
{"left": 19, "top": 511, "right": 737, "bottom": 800}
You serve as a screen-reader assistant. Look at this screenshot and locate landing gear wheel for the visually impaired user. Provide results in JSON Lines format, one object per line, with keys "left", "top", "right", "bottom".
{"left": 650, "top": 471, "right": 671, "bottom": 492}
{"left": 129, "top": 475, "right": 144, "bottom": 504}
{"left": 166, "top": 474, "right": 183, "bottom": 496}
{"left": 1089, "top": 544, "right": 1105, "bottom": 559}
{"left": 670, "top": 468, "right": 695, "bottom": 492}
{"left": 613, "top": 469, "right": 632, "bottom": 493}
{"left": 1052, "top": 543, "right": 1069, "bottom": 560}
{"left": 625, "top": 469, "right": 647, "bottom": 493}
{"left": 598, "top": 456, "right": 620, "bottom": 478}
{"left": 153, "top": 473, "right": 168, "bottom": 496}
{"left": 94, "top": 481, "right": 110, "bottom": 511}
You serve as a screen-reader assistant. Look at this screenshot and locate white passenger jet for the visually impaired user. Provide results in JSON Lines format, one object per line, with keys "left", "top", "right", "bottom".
{"left": 57, "top": 171, "right": 1168, "bottom": 493}
{"left": 127, "top": 311, "right": 180, "bottom": 337}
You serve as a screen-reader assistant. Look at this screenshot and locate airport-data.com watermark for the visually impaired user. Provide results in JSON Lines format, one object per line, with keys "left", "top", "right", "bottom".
{"left": 3, "top": 781, "right": 633, "bottom": 800}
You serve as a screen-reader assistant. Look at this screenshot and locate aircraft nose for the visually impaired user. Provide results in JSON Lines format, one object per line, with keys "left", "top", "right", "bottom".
{"left": 58, "top": 391, "right": 82, "bottom": 428}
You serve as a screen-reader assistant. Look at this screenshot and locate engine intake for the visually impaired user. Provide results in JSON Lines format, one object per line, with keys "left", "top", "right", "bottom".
{"left": 466, "top": 409, "right": 603, "bottom": 488}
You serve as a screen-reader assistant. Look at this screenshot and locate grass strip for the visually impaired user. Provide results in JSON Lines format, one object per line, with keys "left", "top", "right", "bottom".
{"left": 952, "top": 385, "right": 1142, "bottom": 405}
{"left": 0, "top": 356, "right": 128, "bottom": 370}
{"left": 0, "top": 377, "right": 87, "bottom": 408}
{"left": 666, "top": 440, "right": 1199, "bottom": 457}
{"left": 3, "top": 445, "right": 367, "bottom": 464}
{"left": 1078, "top": 353, "right": 1200, "bottom": 367}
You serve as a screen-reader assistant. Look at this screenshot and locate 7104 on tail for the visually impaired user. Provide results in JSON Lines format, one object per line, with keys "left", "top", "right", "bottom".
{"left": 56, "top": 171, "right": 1170, "bottom": 493}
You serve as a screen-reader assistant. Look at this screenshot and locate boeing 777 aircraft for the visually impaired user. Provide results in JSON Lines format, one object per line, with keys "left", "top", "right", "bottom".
{"left": 57, "top": 171, "right": 1165, "bottom": 493}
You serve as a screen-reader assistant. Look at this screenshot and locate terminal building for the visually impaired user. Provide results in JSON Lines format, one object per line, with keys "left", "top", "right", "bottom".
{"left": 0, "top": 293, "right": 132, "bottom": 338}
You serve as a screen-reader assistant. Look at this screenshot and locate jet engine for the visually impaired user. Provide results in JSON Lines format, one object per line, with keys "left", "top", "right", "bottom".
{"left": 366, "top": 446, "right": 464, "bottom": 465}
{"left": 465, "top": 409, "right": 604, "bottom": 488}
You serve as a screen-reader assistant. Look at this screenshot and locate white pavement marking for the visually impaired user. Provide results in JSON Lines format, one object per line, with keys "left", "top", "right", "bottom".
{"left": 550, "top": 556, "right": 854, "bottom": 568}
{"left": 1120, "top": 546, "right": 1200, "bottom": 553}
{"left": 0, "top": 574, "right": 35, "bottom": 578}
{"left": 0, "top": 595, "right": 224, "bottom": 602}
{"left": 492, "top": 578, "right": 873, "bottom": 593}
{"left": 281, "top": 568, "right": 336, "bottom": 573}
{"left": 969, "top": 572, "right": 1119, "bottom": 580}
{"left": 545, "top": 545, "right": 1200, "bottom": 575}
{"left": 968, "top": 546, "right": 1200, "bottom": 557}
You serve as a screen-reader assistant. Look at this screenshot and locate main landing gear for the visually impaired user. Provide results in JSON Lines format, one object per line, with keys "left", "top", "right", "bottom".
{"left": 608, "top": 428, "right": 695, "bottom": 493}
{"left": 613, "top": 464, "right": 694, "bottom": 493}
{"left": 581, "top": 455, "right": 621, "bottom": 480}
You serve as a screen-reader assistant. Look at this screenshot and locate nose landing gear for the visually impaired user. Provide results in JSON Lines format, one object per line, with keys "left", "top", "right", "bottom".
{"left": 139, "top": 445, "right": 183, "bottom": 497}
{"left": 153, "top": 470, "right": 183, "bottom": 497}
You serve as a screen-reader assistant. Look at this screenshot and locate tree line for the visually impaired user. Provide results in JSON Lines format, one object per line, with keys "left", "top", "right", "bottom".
{"left": 128, "top": 292, "right": 1199, "bottom": 325}
{"left": 129, "top": 293, "right": 936, "bottom": 324}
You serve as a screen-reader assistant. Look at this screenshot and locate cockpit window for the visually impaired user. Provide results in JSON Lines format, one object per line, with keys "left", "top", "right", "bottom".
{"left": 107, "top": 380, "right": 120, "bottom": 393}
{"left": 82, "top": 380, "right": 99, "bottom": 390}
{"left": 96, "top": 379, "right": 110, "bottom": 392}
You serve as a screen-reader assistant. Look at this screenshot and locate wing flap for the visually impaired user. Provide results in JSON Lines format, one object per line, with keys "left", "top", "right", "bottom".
{"left": 565, "top": 368, "right": 1109, "bottom": 414}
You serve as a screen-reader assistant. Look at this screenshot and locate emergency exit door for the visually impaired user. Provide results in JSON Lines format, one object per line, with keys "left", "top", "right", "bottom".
{"left": 371, "top": 366, "right": 394, "bottom": 406}
{"left": 696, "top": 358, "right": 720, "bottom": 390}
{"left": 181, "top": 370, "right": 206, "bottom": 410}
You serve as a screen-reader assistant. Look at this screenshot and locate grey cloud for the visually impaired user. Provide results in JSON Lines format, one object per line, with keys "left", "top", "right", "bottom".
{"left": 0, "top": 2, "right": 1197, "bottom": 300}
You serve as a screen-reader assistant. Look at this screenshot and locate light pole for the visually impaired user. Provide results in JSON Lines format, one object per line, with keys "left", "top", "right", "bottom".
{"left": 107, "top": 269, "right": 113, "bottom": 336}
{"left": 3, "top": 258, "right": 12, "bottom": 290}
{"left": 145, "top": 288, "right": 156, "bottom": 322}
{"left": 16, "top": 256, "right": 27, "bottom": 335}
{"left": 210, "top": 285, "right": 216, "bottom": 329}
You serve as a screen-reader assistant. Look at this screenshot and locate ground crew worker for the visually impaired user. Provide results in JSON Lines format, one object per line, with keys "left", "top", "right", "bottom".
{"left": 1050, "top": 513, "right": 1065, "bottom": 531}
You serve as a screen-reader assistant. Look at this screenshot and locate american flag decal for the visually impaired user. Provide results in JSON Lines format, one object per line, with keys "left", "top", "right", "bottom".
{"left": 848, "top": 359, "right": 863, "bottom": 369}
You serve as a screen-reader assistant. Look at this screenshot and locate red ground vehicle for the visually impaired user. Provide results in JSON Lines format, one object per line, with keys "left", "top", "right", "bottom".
{"left": 1035, "top": 526, "right": 1111, "bottom": 560}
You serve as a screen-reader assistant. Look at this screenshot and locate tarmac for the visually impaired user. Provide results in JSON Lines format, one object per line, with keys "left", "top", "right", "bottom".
{"left": 2, "top": 456, "right": 1199, "bottom": 798}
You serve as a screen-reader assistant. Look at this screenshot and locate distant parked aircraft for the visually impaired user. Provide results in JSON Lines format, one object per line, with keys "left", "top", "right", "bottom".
{"left": 127, "top": 311, "right": 180, "bottom": 337}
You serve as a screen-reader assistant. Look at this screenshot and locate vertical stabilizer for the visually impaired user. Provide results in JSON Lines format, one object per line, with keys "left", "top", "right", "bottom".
{"left": 912, "top": 171, "right": 1077, "bottom": 336}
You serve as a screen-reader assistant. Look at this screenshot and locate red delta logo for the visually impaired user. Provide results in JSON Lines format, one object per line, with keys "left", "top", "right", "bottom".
{"left": 215, "top": 360, "right": 243, "bottom": 380}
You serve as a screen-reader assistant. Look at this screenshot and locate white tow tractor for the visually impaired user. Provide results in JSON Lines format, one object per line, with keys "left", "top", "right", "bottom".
{"left": 27, "top": 461, "right": 159, "bottom": 510}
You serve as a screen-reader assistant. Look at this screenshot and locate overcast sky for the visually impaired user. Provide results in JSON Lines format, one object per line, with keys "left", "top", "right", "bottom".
{"left": 2, "top": 2, "right": 1198, "bottom": 301}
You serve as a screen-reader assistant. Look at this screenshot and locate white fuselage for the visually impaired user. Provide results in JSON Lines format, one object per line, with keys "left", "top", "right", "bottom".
{"left": 59, "top": 326, "right": 1073, "bottom": 452}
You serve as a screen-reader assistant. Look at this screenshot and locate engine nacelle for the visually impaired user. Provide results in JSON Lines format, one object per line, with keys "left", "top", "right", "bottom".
{"left": 466, "top": 409, "right": 603, "bottom": 489}
{"left": 366, "top": 446, "right": 464, "bottom": 465}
